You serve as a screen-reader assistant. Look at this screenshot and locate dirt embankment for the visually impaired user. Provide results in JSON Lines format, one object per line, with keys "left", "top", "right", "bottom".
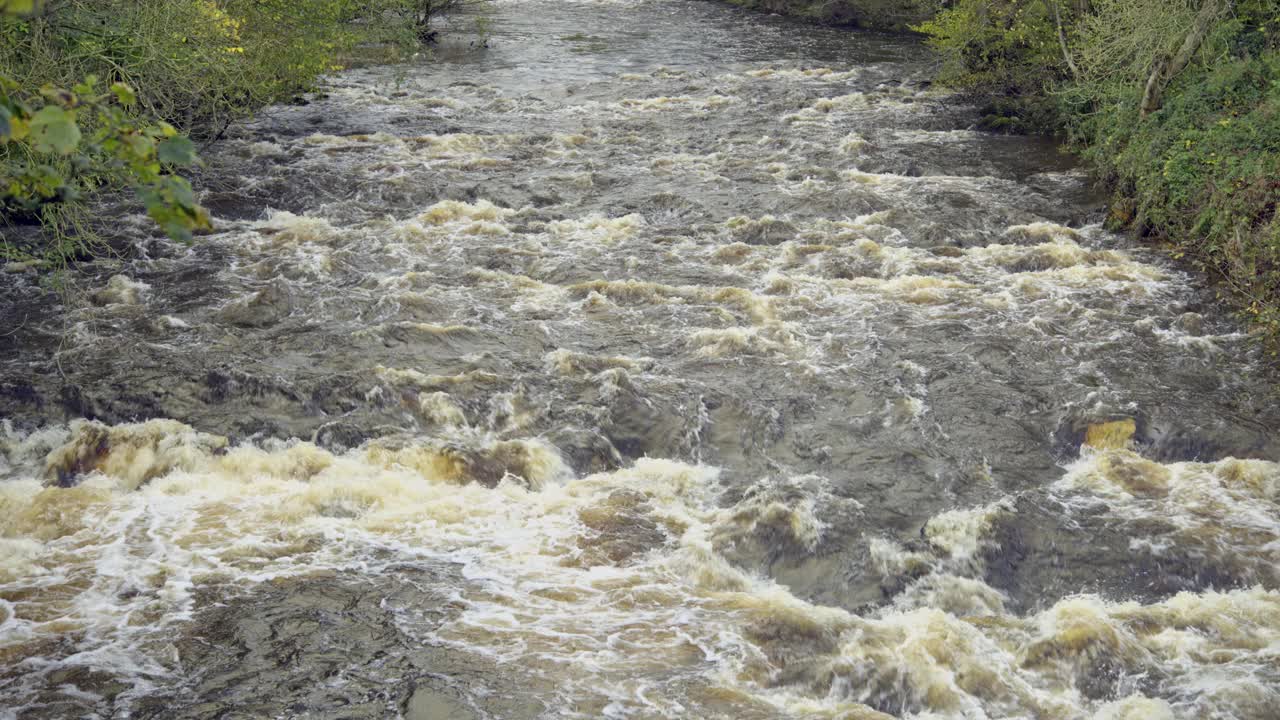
{"left": 717, "top": 0, "right": 935, "bottom": 31}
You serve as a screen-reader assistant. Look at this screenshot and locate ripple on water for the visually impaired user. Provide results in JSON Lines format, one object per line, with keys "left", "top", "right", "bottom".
{"left": 1, "top": 0, "right": 1278, "bottom": 717}
{"left": 0, "top": 421, "right": 1277, "bottom": 718}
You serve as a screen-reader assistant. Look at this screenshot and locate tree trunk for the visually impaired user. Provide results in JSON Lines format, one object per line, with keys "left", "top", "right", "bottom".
{"left": 1047, "top": 0, "right": 1080, "bottom": 78}
{"left": 1140, "top": 0, "right": 1231, "bottom": 117}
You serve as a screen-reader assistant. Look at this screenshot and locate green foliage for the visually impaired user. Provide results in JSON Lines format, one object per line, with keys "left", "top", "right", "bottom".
{"left": 916, "top": 1, "right": 1063, "bottom": 95}
{"left": 914, "top": 1, "right": 1076, "bottom": 132}
{"left": 1087, "top": 53, "right": 1280, "bottom": 342}
{"left": 1, "top": 73, "right": 211, "bottom": 262}
{"left": 0, "top": 0, "right": 36, "bottom": 14}
{"left": 2, "top": 1, "right": 383, "bottom": 138}
{"left": 0, "top": 0, "right": 481, "bottom": 265}
{"left": 1072, "top": 0, "right": 1198, "bottom": 88}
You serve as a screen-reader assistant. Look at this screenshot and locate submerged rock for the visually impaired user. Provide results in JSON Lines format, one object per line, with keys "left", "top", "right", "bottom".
{"left": 215, "top": 279, "right": 293, "bottom": 327}
{"left": 90, "top": 275, "right": 150, "bottom": 306}
{"left": 43, "top": 418, "right": 228, "bottom": 489}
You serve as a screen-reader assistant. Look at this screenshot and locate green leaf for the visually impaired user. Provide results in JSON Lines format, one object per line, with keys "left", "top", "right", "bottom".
{"left": 162, "top": 221, "right": 194, "bottom": 244}
{"left": 156, "top": 136, "right": 197, "bottom": 166}
{"left": 163, "top": 175, "right": 198, "bottom": 208}
{"left": 28, "top": 105, "right": 81, "bottom": 154}
{"left": 123, "top": 132, "right": 155, "bottom": 160}
{"left": 110, "top": 82, "right": 137, "bottom": 107}
{"left": 72, "top": 76, "right": 97, "bottom": 96}
{"left": 0, "top": 99, "right": 29, "bottom": 141}
{"left": 39, "top": 85, "right": 75, "bottom": 108}
{"left": 137, "top": 175, "right": 211, "bottom": 243}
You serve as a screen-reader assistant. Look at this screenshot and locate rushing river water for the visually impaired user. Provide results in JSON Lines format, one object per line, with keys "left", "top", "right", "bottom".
{"left": 3, "top": 1, "right": 1280, "bottom": 718}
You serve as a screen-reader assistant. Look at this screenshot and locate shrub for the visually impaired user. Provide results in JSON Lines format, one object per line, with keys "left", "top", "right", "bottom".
{"left": 0, "top": 0, "right": 476, "bottom": 263}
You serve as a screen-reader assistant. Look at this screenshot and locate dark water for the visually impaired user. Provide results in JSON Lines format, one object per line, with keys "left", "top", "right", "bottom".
{"left": 2, "top": 1, "right": 1278, "bottom": 718}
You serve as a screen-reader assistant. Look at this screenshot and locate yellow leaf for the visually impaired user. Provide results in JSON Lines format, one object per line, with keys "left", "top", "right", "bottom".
{"left": 8, "top": 117, "right": 29, "bottom": 141}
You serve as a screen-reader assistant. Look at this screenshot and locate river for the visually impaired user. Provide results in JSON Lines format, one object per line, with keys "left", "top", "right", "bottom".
{"left": 1, "top": 1, "right": 1278, "bottom": 718}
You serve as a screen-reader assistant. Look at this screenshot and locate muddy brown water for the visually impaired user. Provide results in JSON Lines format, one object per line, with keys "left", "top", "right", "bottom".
{"left": 2, "top": 1, "right": 1279, "bottom": 718}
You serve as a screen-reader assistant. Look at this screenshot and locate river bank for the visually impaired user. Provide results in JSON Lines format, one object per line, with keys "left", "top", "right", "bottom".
{"left": 0, "top": 0, "right": 453, "bottom": 261}
{"left": 718, "top": 0, "right": 935, "bottom": 30}
{"left": 721, "top": 0, "right": 1280, "bottom": 346}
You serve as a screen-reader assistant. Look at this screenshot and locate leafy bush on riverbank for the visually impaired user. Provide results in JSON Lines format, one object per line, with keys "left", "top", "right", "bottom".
{"left": 0, "top": 0, "right": 476, "bottom": 264}
{"left": 917, "top": 0, "right": 1280, "bottom": 342}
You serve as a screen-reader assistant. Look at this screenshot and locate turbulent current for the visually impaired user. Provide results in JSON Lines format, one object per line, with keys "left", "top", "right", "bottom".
{"left": 2, "top": 1, "right": 1280, "bottom": 718}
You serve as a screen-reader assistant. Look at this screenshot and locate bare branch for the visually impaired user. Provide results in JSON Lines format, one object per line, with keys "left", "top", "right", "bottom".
{"left": 1141, "top": 0, "right": 1231, "bottom": 117}
{"left": 1047, "top": 0, "right": 1080, "bottom": 78}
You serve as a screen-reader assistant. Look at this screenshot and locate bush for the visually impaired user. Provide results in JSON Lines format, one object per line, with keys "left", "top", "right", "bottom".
{"left": 1, "top": 70, "right": 211, "bottom": 263}
{"left": 0, "top": 0, "right": 476, "bottom": 264}
{"left": 916, "top": 1, "right": 1062, "bottom": 94}
{"left": 1087, "top": 53, "right": 1280, "bottom": 338}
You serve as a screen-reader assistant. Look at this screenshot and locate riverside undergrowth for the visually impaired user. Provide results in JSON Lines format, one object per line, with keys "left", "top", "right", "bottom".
{"left": 0, "top": 0, "right": 484, "bottom": 266}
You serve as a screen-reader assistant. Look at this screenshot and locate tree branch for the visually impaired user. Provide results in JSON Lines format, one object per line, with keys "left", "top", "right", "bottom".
{"left": 1140, "top": 0, "right": 1231, "bottom": 117}
{"left": 1048, "top": 0, "right": 1080, "bottom": 79}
